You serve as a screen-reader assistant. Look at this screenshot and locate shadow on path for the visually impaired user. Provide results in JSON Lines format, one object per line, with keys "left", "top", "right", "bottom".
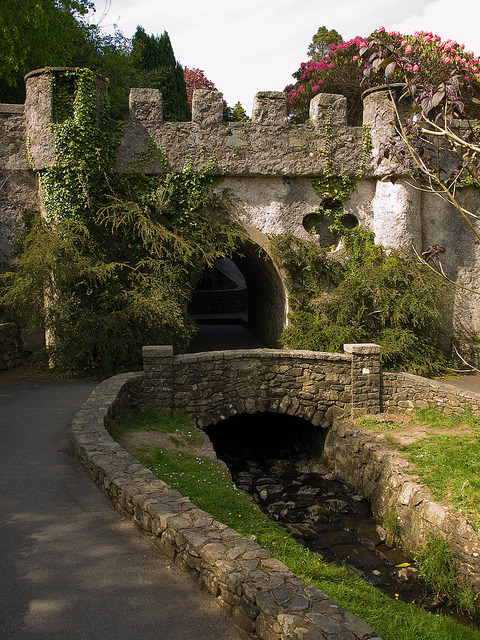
{"left": 0, "top": 378, "right": 248, "bottom": 640}
{"left": 190, "top": 323, "right": 265, "bottom": 352}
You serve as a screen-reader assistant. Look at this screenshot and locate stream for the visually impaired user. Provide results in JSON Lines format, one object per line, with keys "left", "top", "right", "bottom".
{"left": 206, "top": 412, "right": 476, "bottom": 627}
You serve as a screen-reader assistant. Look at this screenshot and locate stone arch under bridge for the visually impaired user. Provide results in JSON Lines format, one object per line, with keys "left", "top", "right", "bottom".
{"left": 142, "top": 344, "right": 382, "bottom": 429}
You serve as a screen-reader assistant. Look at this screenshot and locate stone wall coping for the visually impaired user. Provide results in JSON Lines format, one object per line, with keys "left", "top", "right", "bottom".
{"left": 175, "top": 348, "right": 352, "bottom": 365}
{"left": 383, "top": 370, "right": 480, "bottom": 404}
{"left": 70, "top": 370, "right": 380, "bottom": 640}
{"left": 0, "top": 104, "right": 24, "bottom": 114}
{"left": 142, "top": 345, "right": 174, "bottom": 358}
{"left": 344, "top": 343, "right": 382, "bottom": 355}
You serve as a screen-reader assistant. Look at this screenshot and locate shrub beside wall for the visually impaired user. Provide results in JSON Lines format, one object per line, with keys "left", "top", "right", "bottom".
{"left": 0, "top": 322, "right": 23, "bottom": 371}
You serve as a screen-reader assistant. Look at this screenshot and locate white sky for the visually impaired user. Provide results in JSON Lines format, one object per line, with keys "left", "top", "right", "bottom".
{"left": 90, "top": 0, "right": 480, "bottom": 115}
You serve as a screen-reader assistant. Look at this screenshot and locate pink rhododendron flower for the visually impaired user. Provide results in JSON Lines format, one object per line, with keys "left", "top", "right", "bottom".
{"left": 312, "top": 85, "right": 320, "bottom": 92}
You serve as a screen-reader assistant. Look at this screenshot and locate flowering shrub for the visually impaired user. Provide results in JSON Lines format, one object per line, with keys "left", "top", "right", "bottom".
{"left": 286, "top": 36, "right": 369, "bottom": 124}
{"left": 286, "top": 27, "right": 480, "bottom": 124}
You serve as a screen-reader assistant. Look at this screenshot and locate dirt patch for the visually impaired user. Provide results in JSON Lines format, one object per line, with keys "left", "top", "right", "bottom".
{"left": 354, "top": 412, "right": 476, "bottom": 446}
{"left": 119, "top": 427, "right": 220, "bottom": 462}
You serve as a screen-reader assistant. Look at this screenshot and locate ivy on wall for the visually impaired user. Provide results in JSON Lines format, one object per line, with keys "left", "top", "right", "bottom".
{"left": 4, "top": 68, "right": 242, "bottom": 371}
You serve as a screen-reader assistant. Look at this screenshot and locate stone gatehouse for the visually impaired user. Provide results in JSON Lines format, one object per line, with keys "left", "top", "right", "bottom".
{"left": 1, "top": 67, "right": 479, "bottom": 347}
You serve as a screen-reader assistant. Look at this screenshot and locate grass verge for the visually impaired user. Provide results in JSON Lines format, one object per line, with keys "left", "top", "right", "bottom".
{"left": 109, "top": 407, "right": 480, "bottom": 640}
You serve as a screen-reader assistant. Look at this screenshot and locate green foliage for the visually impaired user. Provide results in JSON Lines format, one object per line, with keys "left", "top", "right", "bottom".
{"left": 270, "top": 230, "right": 451, "bottom": 376}
{"left": 0, "top": 0, "right": 91, "bottom": 102}
{"left": 382, "top": 510, "right": 403, "bottom": 547}
{"left": 131, "top": 27, "right": 190, "bottom": 122}
{"left": 230, "top": 102, "right": 250, "bottom": 122}
{"left": 307, "top": 26, "right": 343, "bottom": 61}
{"left": 311, "top": 175, "right": 357, "bottom": 233}
{"left": 2, "top": 68, "right": 242, "bottom": 371}
{"left": 415, "top": 536, "right": 478, "bottom": 616}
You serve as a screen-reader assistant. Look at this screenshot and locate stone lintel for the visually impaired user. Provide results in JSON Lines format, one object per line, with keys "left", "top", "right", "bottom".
{"left": 344, "top": 343, "right": 381, "bottom": 355}
{"left": 0, "top": 104, "right": 24, "bottom": 114}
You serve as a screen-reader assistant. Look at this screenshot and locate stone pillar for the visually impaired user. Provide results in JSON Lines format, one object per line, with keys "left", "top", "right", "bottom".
{"left": 344, "top": 343, "right": 382, "bottom": 415}
{"left": 371, "top": 179, "right": 422, "bottom": 251}
{"left": 142, "top": 345, "right": 174, "bottom": 410}
{"left": 24, "top": 69, "right": 56, "bottom": 170}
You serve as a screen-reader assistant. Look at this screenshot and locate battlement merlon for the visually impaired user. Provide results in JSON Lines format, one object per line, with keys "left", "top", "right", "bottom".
{"left": 118, "top": 87, "right": 403, "bottom": 178}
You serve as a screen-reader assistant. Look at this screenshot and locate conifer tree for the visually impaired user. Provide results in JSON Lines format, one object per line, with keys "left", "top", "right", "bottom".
{"left": 131, "top": 26, "right": 190, "bottom": 121}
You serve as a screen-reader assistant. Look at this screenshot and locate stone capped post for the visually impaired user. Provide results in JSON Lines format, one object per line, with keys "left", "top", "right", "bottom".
{"left": 142, "top": 345, "right": 174, "bottom": 411}
{"left": 344, "top": 343, "right": 382, "bottom": 415}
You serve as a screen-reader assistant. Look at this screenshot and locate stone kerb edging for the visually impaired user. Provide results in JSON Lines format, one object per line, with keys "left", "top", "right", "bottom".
{"left": 324, "top": 420, "right": 480, "bottom": 590}
{"left": 382, "top": 371, "right": 480, "bottom": 414}
{"left": 70, "top": 371, "right": 381, "bottom": 640}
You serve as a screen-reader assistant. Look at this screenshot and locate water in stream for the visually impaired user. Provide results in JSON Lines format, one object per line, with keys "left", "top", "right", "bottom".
{"left": 206, "top": 412, "right": 476, "bottom": 627}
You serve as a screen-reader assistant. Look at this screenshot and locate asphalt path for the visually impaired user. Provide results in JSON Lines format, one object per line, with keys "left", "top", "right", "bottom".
{"left": 0, "top": 378, "right": 249, "bottom": 640}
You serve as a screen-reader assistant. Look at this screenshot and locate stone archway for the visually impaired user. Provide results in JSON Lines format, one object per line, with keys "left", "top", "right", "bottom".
{"left": 189, "top": 225, "right": 288, "bottom": 348}
{"left": 232, "top": 227, "right": 287, "bottom": 347}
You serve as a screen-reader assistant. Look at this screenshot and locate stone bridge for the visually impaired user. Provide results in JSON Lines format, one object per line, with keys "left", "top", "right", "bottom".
{"left": 142, "top": 343, "right": 480, "bottom": 430}
{"left": 142, "top": 343, "right": 382, "bottom": 428}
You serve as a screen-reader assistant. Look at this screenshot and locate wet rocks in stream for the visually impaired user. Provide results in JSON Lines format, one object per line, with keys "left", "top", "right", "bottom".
{"left": 227, "top": 452, "right": 440, "bottom": 607}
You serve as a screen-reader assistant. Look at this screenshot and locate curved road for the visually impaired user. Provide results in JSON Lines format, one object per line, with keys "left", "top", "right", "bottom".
{"left": 0, "top": 377, "right": 249, "bottom": 640}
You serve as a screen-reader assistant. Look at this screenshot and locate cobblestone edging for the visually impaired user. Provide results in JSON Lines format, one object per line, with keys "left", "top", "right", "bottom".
{"left": 0, "top": 322, "right": 23, "bottom": 371}
{"left": 324, "top": 420, "right": 480, "bottom": 590}
{"left": 70, "top": 372, "right": 381, "bottom": 640}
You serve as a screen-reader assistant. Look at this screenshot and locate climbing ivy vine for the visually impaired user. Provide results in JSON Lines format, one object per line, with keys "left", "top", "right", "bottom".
{"left": 4, "top": 68, "right": 242, "bottom": 371}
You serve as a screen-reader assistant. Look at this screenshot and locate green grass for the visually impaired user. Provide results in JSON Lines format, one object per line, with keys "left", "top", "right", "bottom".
{"left": 109, "top": 407, "right": 200, "bottom": 441}
{"left": 111, "top": 408, "right": 480, "bottom": 640}
{"left": 359, "top": 416, "right": 404, "bottom": 430}
{"left": 402, "top": 433, "right": 480, "bottom": 529}
{"left": 412, "top": 407, "right": 480, "bottom": 430}
{"left": 415, "top": 536, "right": 478, "bottom": 616}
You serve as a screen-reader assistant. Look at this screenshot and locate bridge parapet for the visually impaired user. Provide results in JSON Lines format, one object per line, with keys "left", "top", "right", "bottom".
{"left": 142, "top": 344, "right": 382, "bottom": 428}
